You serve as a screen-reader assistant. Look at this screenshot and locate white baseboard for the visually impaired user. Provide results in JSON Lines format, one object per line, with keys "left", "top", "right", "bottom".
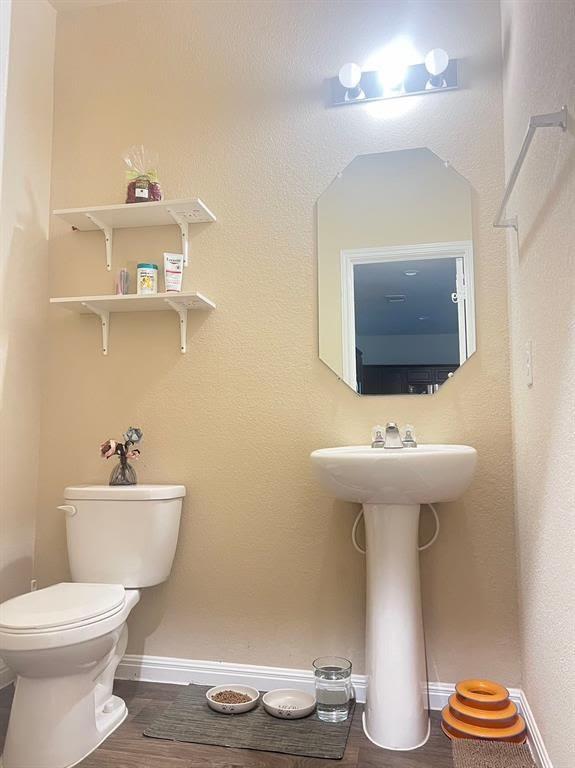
{"left": 116, "top": 653, "right": 523, "bottom": 710}
{"left": 117, "top": 654, "right": 358, "bottom": 698}
{"left": 0, "top": 661, "right": 15, "bottom": 690}
{"left": 517, "top": 689, "right": 553, "bottom": 768}
{"left": 116, "top": 654, "right": 549, "bottom": 766}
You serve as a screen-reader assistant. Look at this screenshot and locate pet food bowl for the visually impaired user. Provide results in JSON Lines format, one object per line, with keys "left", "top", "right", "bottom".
{"left": 206, "top": 685, "right": 260, "bottom": 714}
{"left": 262, "top": 688, "right": 316, "bottom": 719}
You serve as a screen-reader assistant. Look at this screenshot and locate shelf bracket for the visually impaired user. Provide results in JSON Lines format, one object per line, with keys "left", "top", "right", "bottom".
{"left": 85, "top": 214, "right": 113, "bottom": 271}
{"left": 164, "top": 299, "right": 187, "bottom": 353}
{"left": 166, "top": 208, "right": 189, "bottom": 267}
{"left": 82, "top": 302, "right": 110, "bottom": 355}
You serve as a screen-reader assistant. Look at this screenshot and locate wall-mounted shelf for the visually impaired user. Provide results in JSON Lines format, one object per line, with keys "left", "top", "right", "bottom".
{"left": 50, "top": 291, "right": 216, "bottom": 355}
{"left": 53, "top": 198, "right": 216, "bottom": 271}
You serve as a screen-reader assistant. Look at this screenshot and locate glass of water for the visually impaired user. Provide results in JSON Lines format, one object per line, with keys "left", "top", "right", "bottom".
{"left": 313, "top": 656, "right": 352, "bottom": 722}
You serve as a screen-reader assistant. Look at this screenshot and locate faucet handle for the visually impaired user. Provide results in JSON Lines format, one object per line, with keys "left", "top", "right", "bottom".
{"left": 371, "top": 425, "right": 385, "bottom": 444}
{"left": 402, "top": 424, "right": 417, "bottom": 447}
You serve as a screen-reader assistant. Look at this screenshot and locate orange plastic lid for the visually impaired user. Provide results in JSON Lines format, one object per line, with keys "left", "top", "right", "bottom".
{"left": 449, "top": 694, "right": 517, "bottom": 727}
{"left": 442, "top": 705, "right": 526, "bottom": 741}
{"left": 456, "top": 679, "right": 510, "bottom": 710}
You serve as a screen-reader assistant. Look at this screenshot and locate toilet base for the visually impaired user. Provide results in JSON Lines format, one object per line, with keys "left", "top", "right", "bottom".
{"left": 0, "top": 698, "right": 127, "bottom": 768}
{"left": 1, "top": 685, "right": 127, "bottom": 768}
{"left": 0, "top": 622, "right": 131, "bottom": 768}
{"left": 68, "top": 698, "right": 128, "bottom": 768}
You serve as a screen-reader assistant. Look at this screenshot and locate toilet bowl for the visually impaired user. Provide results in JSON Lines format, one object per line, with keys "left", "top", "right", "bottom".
{"left": 0, "top": 584, "right": 140, "bottom": 768}
{"left": 0, "top": 484, "right": 185, "bottom": 768}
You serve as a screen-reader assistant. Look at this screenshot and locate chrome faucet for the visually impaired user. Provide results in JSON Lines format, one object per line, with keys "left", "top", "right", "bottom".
{"left": 383, "top": 422, "right": 404, "bottom": 449}
{"left": 371, "top": 422, "right": 417, "bottom": 449}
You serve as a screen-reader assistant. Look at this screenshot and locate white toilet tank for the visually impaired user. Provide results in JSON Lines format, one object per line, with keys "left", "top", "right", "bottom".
{"left": 63, "top": 484, "right": 186, "bottom": 587}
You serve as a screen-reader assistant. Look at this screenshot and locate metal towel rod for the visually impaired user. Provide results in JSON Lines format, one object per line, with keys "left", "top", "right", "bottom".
{"left": 494, "top": 105, "right": 567, "bottom": 231}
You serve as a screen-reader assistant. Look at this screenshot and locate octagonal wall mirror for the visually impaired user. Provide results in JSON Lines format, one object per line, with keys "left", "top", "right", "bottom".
{"left": 317, "top": 148, "right": 476, "bottom": 395}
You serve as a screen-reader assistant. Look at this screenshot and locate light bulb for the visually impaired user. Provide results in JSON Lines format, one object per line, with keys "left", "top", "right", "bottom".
{"left": 338, "top": 63, "right": 362, "bottom": 90}
{"left": 379, "top": 59, "right": 407, "bottom": 91}
{"left": 425, "top": 48, "right": 449, "bottom": 77}
{"left": 371, "top": 38, "right": 418, "bottom": 93}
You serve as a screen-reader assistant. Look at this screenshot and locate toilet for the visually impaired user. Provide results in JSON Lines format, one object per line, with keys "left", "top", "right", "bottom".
{"left": 0, "top": 484, "right": 185, "bottom": 768}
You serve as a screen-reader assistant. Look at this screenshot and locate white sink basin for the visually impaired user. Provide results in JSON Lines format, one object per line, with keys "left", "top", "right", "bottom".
{"left": 310, "top": 444, "right": 477, "bottom": 505}
{"left": 310, "top": 443, "right": 477, "bottom": 752}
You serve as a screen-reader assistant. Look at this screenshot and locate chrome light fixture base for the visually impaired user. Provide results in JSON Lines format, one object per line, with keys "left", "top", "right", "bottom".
{"left": 328, "top": 58, "right": 459, "bottom": 107}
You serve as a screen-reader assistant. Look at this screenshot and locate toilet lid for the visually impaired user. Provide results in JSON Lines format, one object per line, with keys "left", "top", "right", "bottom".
{"left": 0, "top": 583, "right": 126, "bottom": 631}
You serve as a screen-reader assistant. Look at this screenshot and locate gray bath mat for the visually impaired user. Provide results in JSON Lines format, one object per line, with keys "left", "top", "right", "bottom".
{"left": 453, "top": 739, "right": 536, "bottom": 768}
{"left": 144, "top": 684, "right": 355, "bottom": 759}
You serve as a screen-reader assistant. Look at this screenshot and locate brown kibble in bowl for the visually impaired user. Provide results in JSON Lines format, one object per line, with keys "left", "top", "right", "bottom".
{"left": 211, "top": 690, "right": 253, "bottom": 704}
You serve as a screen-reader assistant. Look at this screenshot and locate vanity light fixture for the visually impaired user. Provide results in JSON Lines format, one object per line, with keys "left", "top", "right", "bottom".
{"left": 328, "top": 48, "right": 458, "bottom": 107}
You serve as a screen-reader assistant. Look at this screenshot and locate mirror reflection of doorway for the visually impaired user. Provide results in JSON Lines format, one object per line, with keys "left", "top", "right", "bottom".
{"left": 341, "top": 242, "right": 475, "bottom": 394}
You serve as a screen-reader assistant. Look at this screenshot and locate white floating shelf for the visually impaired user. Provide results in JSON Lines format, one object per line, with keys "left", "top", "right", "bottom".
{"left": 50, "top": 291, "right": 215, "bottom": 313}
{"left": 53, "top": 198, "right": 216, "bottom": 271}
{"left": 50, "top": 291, "right": 216, "bottom": 355}
{"left": 53, "top": 198, "right": 215, "bottom": 230}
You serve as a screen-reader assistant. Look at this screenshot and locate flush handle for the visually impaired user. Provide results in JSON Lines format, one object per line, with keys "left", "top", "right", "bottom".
{"left": 57, "top": 504, "right": 77, "bottom": 517}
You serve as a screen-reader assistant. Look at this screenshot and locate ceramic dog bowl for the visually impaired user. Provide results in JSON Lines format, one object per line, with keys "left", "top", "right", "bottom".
{"left": 262, "top": 688, "right": 316, "bottom": 719}
{"left": 206, "top": 685, "right": 260, "bottom": 714}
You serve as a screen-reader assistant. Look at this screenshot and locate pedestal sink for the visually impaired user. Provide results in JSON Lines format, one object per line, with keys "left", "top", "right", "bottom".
{"left": 310, "top": 444, "right": 477, "bottom": 751}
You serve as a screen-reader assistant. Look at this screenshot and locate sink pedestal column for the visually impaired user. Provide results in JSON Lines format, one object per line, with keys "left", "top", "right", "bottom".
{"left": 362, "top": 503, "right": 429, "bottom": 750}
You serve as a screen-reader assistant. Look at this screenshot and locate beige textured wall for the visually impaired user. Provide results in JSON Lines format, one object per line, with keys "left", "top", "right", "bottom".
{"left": 36, "top": 0, "right": 521, "bottom": 683}
{"left": 0, "top": 0, "right": 56, "bottom": 602}
{"left": 501, "top": 1, "right": 575, "bottom": 765}
{"left": 318, "top": 149, "right": 472, "bottom": 377}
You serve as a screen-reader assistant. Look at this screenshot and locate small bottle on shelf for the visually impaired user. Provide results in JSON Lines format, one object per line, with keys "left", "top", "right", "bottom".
{"left": 115, "top": 268, "right": 129, "bottom": 295}
{"left": 136, "top": 263, "right": 158, "bottom": 295}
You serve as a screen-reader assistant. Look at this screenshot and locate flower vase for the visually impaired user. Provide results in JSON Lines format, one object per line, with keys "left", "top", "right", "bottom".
{"left": 109, "top": 458, "right": 137, "bottom": 486}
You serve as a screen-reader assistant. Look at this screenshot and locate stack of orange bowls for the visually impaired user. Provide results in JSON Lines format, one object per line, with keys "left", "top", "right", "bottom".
{"left": 442, "top": 679, "right": 527, "bottom": 744}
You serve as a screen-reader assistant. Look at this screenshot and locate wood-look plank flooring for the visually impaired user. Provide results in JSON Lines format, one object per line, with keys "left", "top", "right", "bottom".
{"left": 0, "top": 680, "right": 453, "bottom": 767}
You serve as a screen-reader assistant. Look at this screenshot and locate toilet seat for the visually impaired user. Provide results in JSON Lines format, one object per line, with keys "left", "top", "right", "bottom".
{"left": 0, "top": 588, "right": 139, "bottom": 654}
{"left": 0, "top": 583, "right": 126, "bottom": 633}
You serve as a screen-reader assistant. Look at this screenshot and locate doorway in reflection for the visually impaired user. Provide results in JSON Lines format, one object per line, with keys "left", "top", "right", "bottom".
{"left": 339, "top": 241, "right": 474, "bottom": 395}
{"left": 353, "top": 256, "right": 462, "bottom": 394}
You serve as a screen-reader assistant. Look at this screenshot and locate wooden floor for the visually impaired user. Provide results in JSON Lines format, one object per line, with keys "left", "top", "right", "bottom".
{"left": 0, "top": 680, "right": 453, "bottom": 767}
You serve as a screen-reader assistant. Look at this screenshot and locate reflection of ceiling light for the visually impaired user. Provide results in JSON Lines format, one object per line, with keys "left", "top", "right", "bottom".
{"left": 425, "top": 48, "right": 449, "bottom": 89}
{"left": 404, "top": 269, "right": 419, "bottom": 276}
{"left": 385, "top": 294, "right": 407, "bottom": 303}
{"left": 418, "top": 315, "right": 430, "bottom": 320}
